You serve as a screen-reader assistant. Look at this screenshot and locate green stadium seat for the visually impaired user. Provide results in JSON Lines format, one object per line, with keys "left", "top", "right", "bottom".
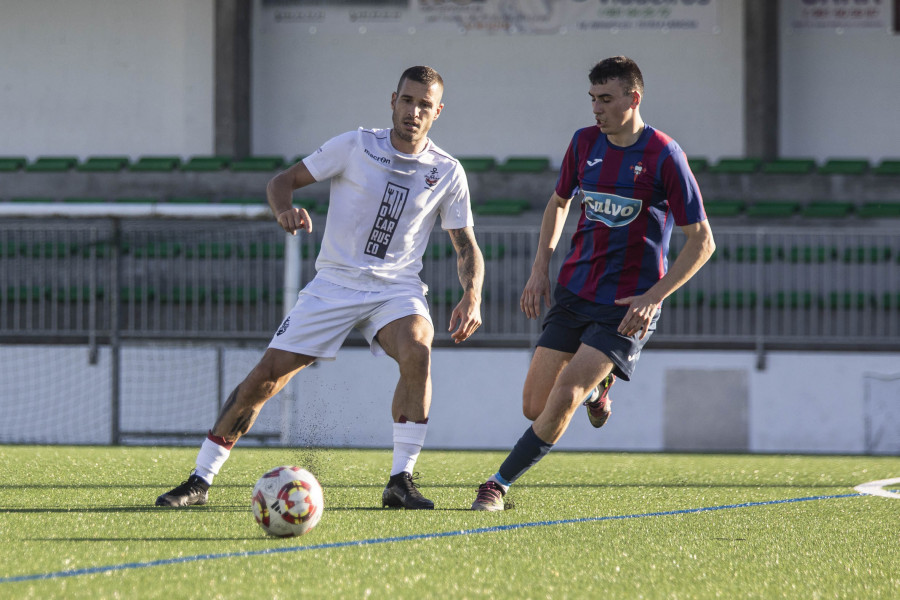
{"left": 495, "top": 157, "right": 550, "bottom": 173}
{"left": 800, "top": 201, "right": 854, "bottom": 218}
{"left": 26, "top": 242, "right": 72, "bottom": 258}
{"left": 707, "top": 158, "right": 761, "bottom": 174}
{"left": 217, "top": 287, "right": 268, "bottom": 304}
{"left": 114, "top": 197, "right": 158, "bottom": 204}
{"left": 427, "top": 243, "right": 453, "bottom": 259}
{"left": 482, "top": 244, "right": 506, "bottom": 260}
{"left": 5, "top": 285, "right": 52, "bottom": 301}
{"left": 842, "top": 246, "right": 891, "bottom": 264}
{"left": 185, "top": 242, "right": 234, "bottom": 259}
{"left": 687, "top": 157, "right": 708, "bottom": 173}
{"left": 0, "top": 241, "right": 24, "bottom": 258}
{"left": 474, "top": 198, "right": 530, "bottom": 216}
{"left": 818, "top": 159, "right": 869, "bottom": 175}
{"left": 762, "top": 158, "right": 816, "bottom": 175}
{"left": 181, "top": 156, "right": 230, "bottom": 171}
{"left": 872, "top": 159, "right": 900, "bottom": 175}
{"left": 11, "top": 196, "right": 55, "bottom": 203}
{"left": 745, "top": 200, "right": 799, "bottom": 218}
{"left": 820, "top": 292, "right": 871, "bottom": 310}
{"left": 130, "top": 156, "right": 182, "bottom": 172}
{"left": 220, "top": 197, "right": 265, "bottom": 205}
{"left": 665, "top": 289, "right": 705, "bottom": 308}
{"left": 247, "top": 242, "right": 284, "bottom": 259}
{"left": 167, "top": 196, "right": 212, "bottom": 204}
{"left": 788, "top": 246, "right": 838, "bottom": 263}
{"left": 768, "top": 291, "right": 814, "bottom": 310}
{"left": 458, "top": 156, "right": 496, "bottom": 173}
{"left": 118, "top": 286, "right": 156, "bottom": 301}
{"left": 731, "top": 246, "right": 781, "bottom": 263}
{"left": 25, "top": 156, "right": 78, "bottom": 172}
{"left": 229, "top": 156, "right": 285, "bottom": 171}
{"left": 703, "top": 199, "right": 744, "bottom": 218}
{"left": 710, "top": 291, "right": 758, "bottom": 309}
{"left": 0, "top": 157, "right": 27, "bottom": 172}
{"left": 857, "top": 202, "right": 900, "bottom": 219}
{"left": 160, "top": 286, "right": 209, "bottom": 303}
{"left": 76, "top": 156, "right": 130, "bottom": 172}
{"left": 54, "top": 285, "right": 103, "bottom": 302}
{"left": 63, "top": 196, "right": 106, "bottom": 203}
{"left": 132, "top": 242, "right": 183, "bottom": 259}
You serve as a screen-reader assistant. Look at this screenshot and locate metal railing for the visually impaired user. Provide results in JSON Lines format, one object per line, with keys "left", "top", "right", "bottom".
{"left": 2, "top": 218, "right": 900, "bottom": 357}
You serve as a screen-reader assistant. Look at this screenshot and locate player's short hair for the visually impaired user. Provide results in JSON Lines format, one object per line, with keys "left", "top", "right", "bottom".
{"left": 589, "top": 56, "right": 644, "bottom": 96}
{"left": 397, "top": 66, "right": 444, "bottom": 93}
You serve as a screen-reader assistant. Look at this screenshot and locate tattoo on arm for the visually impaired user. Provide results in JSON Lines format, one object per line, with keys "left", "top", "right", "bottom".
{"left": 213, "top": 384, "right": 259, "bottom": 440}
{"left": 449, "top": 228, "right": 485, "bottom": 295}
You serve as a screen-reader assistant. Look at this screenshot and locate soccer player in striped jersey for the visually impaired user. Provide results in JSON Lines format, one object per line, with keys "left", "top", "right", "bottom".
{"left": 472, "top": 56, "right": 715, "bottom": 511}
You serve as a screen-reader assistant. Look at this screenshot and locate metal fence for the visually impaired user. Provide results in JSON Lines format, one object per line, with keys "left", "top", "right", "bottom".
{"left": 2, "top": 218, "right": 900, "bottom": 359}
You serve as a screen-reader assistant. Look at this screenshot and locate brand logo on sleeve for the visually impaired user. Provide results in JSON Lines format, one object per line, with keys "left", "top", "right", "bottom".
{"left": 365, "top": 182, "right": 409, "bottom": 259}
{"left": 582, "top": 191, "right": 642, "bottom": 227}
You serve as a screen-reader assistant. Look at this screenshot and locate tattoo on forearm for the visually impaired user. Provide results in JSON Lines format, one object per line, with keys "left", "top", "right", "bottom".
{"left": 449, "top": 229, "right": 485, "bottom": 293}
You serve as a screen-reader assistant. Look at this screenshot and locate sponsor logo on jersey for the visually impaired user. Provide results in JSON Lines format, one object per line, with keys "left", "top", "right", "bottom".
{"left": 365, "top": 182, "right": 409, "bottom": 259}
{"left": 424, "top": 167, "right": 439, "bottom": 188}
{"left": 364, "top": 148, "right": 391, "bottom": 165}
{"left": 276, "top": 316, "right": 290, "bottom": 336}
{"left": 582, "top": 191, "right": 642, "bottom": 227}
{"left": 587, "top": 158, "right": 603, "bottom": 167}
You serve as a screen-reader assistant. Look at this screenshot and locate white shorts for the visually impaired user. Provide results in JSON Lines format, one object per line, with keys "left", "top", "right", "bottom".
{"left": 267, "top": 277, "right": 433, "bottom": 360}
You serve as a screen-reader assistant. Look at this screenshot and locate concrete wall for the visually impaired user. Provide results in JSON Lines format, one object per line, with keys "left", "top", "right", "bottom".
{"left": 2, "top": 1, "right": 899, "bottom": 164}
{"left": 2, "top": 344, "right": 898, "bottom": 455}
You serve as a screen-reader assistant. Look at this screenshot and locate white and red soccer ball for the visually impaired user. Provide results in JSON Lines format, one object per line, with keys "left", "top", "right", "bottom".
{"left": 251, "top": 466, "right": 324, "bottom": 537}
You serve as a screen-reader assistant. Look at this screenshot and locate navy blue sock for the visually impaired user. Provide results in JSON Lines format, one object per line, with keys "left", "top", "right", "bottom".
{"left": 496, "top": 425, "right": 554, "bottom": 486}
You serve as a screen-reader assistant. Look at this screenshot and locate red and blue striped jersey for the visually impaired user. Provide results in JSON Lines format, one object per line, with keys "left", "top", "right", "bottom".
{"left": 554, "top": 124, "right": 706, "bottom": 305}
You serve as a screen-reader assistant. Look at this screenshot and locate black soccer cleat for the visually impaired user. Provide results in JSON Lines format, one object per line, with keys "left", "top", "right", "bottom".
{"left": 155, "top": 473, "right": 210, "bottom": 507}
{"left": 382, "top": 472, "right": 434, "bottom": 510}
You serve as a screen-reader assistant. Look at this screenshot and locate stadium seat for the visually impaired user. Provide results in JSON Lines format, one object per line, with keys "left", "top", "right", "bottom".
{"left": 167, "top": 196, "right": 212, "bottom": 204}
{"left": 745, "top": 200, "right": 799, "bottom": 218}
{"left": 842, "top": 246, "right": 891, "bottom": 264}
{"left": 703, "top": 199, "right": 744, "bottom": 218}
{"left": 474, "top": 198, "right": 530, "bottom": 216}
{"left": 5, "top": 285, "right": 52, "bottom": 302}
{"left": 114, "top": 197, "right": 158, "bottom": 204}
{"left": 229, "top": 156, "right": 285, "bottom": 171}
{"left": 458, "top": 156, "right": 496, "bottom": 173}
{"left": 872, "top": 159, "right": 900, "bottom": 175}
{"left": 77, "top": 156, "right": 130, "bottom": 172}
{"left": 427, "top": 243, "right": 453, "bottom": 259}
{"left": 54, "top": 285, "right": 103, "bottom": 302}
{"left": 11, "top": 196, "right": 55, "bottom": 203}
{"left": 130, "top": 156, "right": 182, "bottom": 172}
{"left": 159, "top": 286, "right": 209, "bottom": 303}
{"left": 25, "top": 156, "right": 78, "bottom": 172}
{"left": 818, "top": 158, "right": 869, "bottom": 175}
{"left": 118, "top": 286, "right": 156, "bottom": 301}
{"left": 495, "top": 157, "right": 550, "bottom": 173}
{"left": 768, "top": 291, "right": 814, "bottom": 310}
{"left": 181, "top": 156, "right": 230, "bottom": 171}
{"left": 246, "top": 242, "right": 284, "bottom": 259}
{"left": 63, "top": 196, "right": 106, "bottom": 203}
{"left": 788, "top": 246, "right": 838, "bottom": 263}
{"left": 220, "top": 197, "right": 266, "bottom": 205}
{"left": 482, "top": 244, "right": 506, "bottom": 260}
{"left": 665, "top": 289, "right": 705, "bottom": 308}
{"left": 800, "top": 201, "right": 854, "bottom": 218}
{"left": 687, "top": 157, "right": 708, "bottom": 173}
{"left": 709, "top": 291, "right": 758, "bottom": 309}
{"left": 707, "top": 158, "right": 761, "bottom": 174}
{"left": 857, "top": 201, "right": 900, "bottom": 219}
{"left": 132, "top": 242, "right": 183, "bottom": 259}
{"left": 762, "top": 158, "right": 816, "bottom": 175}
{"left": 0, "top": 157, "right": 27, "bottom": 172}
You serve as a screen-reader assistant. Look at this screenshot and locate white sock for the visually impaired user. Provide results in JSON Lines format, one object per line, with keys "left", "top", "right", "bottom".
{"left": 488, "top": 474, "right": 510, "bottom": 494}
{"left": 194, "top": 437, "right": 232, "bottom": 485}
{"left": 391, "top": 421, "right": 428, "bottom": 476}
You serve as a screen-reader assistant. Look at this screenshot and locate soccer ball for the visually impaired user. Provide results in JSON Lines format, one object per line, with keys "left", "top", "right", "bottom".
{"left": 251, "top": 466, "right": 324, "bottom": 537}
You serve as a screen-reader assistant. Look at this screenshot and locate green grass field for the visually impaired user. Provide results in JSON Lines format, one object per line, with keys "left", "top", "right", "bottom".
{"left": 0, "top": 445, "right": 898, "bottom": 599}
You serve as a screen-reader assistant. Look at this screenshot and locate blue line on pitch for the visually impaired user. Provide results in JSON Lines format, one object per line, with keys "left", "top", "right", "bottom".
{"left": 0, "top": 492, "right": 861, "bottom": 584}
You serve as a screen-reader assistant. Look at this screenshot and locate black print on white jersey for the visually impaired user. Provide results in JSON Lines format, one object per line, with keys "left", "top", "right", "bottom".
{"left": 365, "top": 182, "right": 408, "bottom": 259}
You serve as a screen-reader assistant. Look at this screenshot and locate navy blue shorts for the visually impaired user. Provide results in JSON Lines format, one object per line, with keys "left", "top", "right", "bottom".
{"left": 536, "top": 286, "right": 659, "bottom": 381}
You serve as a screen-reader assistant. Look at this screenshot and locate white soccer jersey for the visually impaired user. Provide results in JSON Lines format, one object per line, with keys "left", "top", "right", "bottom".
{"left": 302, "top": 127, "right": 473, "bottom": 292}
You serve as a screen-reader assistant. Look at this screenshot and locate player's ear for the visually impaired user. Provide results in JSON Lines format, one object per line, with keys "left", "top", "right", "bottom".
{"left": 390, "top": 91, "right": 397, "bottom": 110}
{"left": 433, "top": 103, "right": 444, "bottom": 119}
{"left": 630, "top": 90, "right": 641, "bottom": 109}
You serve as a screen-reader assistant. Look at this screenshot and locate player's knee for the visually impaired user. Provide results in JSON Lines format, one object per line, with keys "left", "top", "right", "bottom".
{"left": 522, "top": 391, "right": 543, "bottom": 421}
{"left": 397, "top": 341, "right": 431, "bottom": 376}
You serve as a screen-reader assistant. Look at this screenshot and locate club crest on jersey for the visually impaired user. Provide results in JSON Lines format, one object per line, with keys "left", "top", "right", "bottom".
{"left": 424, "top": 167, "right": 440, "bottom": 188}
{"left": 631, "top": 161, "right": 645, "bottom": 182}
{"left": 582, "top": 191, "right": 642, "bottom": 227}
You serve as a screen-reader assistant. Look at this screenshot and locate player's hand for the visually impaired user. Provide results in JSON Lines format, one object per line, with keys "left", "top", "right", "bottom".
{"left": 520, "top": 272, "right": 551, "bottom": 320}
{"left": 449, "top": 292, "right": 482, "bottom": 343}
{"left": 614, "top": 294, "right": 660, "bottom": 339}
{"left": 276, "top": 207, "right": 313, "bottom": 235}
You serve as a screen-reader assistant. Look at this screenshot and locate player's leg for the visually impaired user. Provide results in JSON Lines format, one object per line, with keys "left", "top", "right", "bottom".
{"left": 471, "top": 345, "right": 612, "bottom": 511}
{"left": 155, "top": 349, "right": 315, "bottom": 507}
{"left": 375, "top": 313, "right": 436, "bottom": 509}
{"left": 522, "top": 346, "right": 571, "bottom": 421}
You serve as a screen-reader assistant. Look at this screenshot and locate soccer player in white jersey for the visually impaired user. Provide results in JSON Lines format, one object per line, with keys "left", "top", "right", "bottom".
{"left": 157, "top": 66, "right": 484, "bottom": 510}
